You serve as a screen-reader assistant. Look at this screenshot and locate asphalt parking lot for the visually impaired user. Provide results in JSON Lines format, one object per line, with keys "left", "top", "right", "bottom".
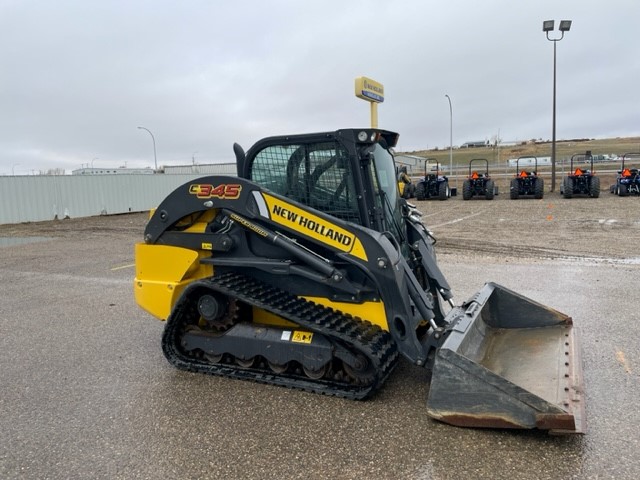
{"left": 1, "top": 190, "right": 639, "bottom": 480}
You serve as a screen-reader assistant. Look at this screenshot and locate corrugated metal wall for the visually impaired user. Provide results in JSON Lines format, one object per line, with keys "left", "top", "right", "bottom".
{"left": 0, "top": 173, "right": 234, "bottom": 224}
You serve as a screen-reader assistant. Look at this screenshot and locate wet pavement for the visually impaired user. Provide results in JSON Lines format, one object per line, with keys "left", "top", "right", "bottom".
{"left": 0, "top": 208, "right": 639, "bottom": 479}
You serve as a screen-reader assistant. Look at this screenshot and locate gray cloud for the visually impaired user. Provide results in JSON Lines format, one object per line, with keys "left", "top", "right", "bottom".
{"left": 1, "top": 0, "right": 638, "bottom": 175}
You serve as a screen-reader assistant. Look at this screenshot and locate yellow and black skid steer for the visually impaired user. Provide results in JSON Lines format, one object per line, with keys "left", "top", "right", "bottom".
{"left": 135, "top": 129, "right": 585, "bottom": 434}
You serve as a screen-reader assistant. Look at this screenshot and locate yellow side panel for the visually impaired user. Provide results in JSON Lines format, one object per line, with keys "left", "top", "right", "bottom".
{"left": 253, "top": 298, "right": 388, "bottom": 332}
{"left": 252, "top": 307, "right": 297, "bottom": 328}
{"left": 303, "top": 296, "right": 389, "bottom": 332}
{"left": 177, "top": 209, "right": 217, "bottom": 234}
{"left": 134, "top": 243, "right": 213, "bottom": 321}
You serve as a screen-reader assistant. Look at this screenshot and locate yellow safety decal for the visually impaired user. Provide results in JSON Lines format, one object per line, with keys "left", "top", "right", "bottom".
{"left": 229, "top": 213, "right": 269, "bottom": 238}
{"left": 291, "top": 331, "right": 313, "bottom": 344}
{"left": 201, "top": 242, "right": 212, "bottom": 250}
{"left": 261, "top": 193, "right": 368, "bottom": 261}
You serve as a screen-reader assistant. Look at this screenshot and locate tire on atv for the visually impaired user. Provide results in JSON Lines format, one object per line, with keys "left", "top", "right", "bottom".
{"left": 619, "top": 183, "right": 629, "bottom": 197}
{"left": 510, "top": 178, "right": 519, "bottom": 199}
{"left": 589, "top": 176, "right": 600, "bottom": 198}
{"left": 415, "top": 182, "right": 426, "bottom": 201}
{"left": 462, "top": 180, "right": 472, "bottom": 200}
{"left": 534, "top": 178, "right": 544, "bottom": 199}
{"left": 563, "top": 177, "right": 574, "bottom": 199}
{"left": 485, "top": 179, "right": 495, "bottom": 200}
{"left": 438, "top": 181, "right": 449, "bottom": 201}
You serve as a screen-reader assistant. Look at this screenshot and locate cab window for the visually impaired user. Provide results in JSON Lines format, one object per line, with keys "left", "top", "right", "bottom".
{"left": 250, "top": 142, "right": 361, "bottom": 223}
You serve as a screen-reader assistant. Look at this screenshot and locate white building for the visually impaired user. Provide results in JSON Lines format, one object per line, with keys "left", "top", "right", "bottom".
{"left": 162, "top": 163, "right": 237, "bottom": 175}
{"left": 72, "top": 167, "right": 155, "bottom": 175}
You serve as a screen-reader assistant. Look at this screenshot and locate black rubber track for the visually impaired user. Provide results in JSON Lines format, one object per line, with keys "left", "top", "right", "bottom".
{"left": 162, "top": 272, "right": 399, "bottom": 399}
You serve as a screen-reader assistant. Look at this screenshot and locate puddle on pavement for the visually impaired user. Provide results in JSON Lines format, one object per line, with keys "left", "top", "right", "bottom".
{"left": 0, "top": 236, "right": 54, "bottom": 247}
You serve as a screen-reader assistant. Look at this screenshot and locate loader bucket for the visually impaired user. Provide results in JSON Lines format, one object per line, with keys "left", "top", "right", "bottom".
{"left": 426, "top": 283, "right": 586, "bottom": 434}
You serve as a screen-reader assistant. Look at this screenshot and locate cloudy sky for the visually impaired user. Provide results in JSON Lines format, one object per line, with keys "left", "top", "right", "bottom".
{"left": 1, "top": 0, "right": 638, "bottom": 175}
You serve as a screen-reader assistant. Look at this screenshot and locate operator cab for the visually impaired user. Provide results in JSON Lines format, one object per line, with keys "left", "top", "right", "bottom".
{"left": 235, "top": 129, "right": 405, "bottom": 243}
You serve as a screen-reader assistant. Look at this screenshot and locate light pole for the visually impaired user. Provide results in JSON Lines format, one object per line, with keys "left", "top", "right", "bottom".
{"left": 92, "top": 157, "right": 98, "bottom": 168}
{"left": 543, "top": 19, "right": 572, "bottom": 192}
{"left": 137, "top": 126, "right": 157, "bottom": 171}
{"left": 12, "top": 163, "right": 20, "bottom": 176}
{"left": 445, "top": 94, "right": 453, "bottom": 184}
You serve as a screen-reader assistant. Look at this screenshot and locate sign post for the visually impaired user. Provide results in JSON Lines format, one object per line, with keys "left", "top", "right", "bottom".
{"left": 354, "top": 77, "right": 384, "bottom": 128}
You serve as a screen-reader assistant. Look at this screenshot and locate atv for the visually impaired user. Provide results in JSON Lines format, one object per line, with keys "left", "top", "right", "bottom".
{"left": 561, "top": 152, "right": 600, "bottom": 199}
{"left": 610, "top": 153, "right": 640, "bottom": 196}
{"left": 462, "top": 158, "right": 495, "bottom": 200}
{"left": 415, "top": 159, "right": 450, "bottom": 201}
{"left": 510, "top": 156, "right": 544, "bottom": 199}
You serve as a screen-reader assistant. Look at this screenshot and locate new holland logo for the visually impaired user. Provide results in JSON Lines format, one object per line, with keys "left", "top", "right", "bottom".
{"left": 271, "top": 204, "right": 353, "bottom": 246}
{"left": 258, "top": 193, "right": 368, "bottom": 261}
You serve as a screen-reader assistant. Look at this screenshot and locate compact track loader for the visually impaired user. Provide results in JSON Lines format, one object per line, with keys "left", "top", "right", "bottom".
{"left": 135, "top": 129, "right": 585, "bottom": 434}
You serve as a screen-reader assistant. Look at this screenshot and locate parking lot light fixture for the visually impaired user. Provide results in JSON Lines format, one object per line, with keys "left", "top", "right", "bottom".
{"left": 559, "top": 20, "right": 572, "bottom": 32}
{"left": 137, "top": 126, "right": 158, "bottom": 171}
{"left": 543, "top": 19, "right": 572, "bottom": 192}
{"left": 445, "top": 94, "right": 453, "bottom": 185}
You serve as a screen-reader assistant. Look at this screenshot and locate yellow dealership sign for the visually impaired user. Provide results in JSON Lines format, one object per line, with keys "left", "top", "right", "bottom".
{"left": 355, "top": 76, "right": 384, "bottom": 103}
{"left": 354, "top": 76, "right": 384, "bottom": 128}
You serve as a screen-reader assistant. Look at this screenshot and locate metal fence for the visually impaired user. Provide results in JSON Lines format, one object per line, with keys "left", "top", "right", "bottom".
{"left": 0, "top": 174, "right": 232, "bottom": 225}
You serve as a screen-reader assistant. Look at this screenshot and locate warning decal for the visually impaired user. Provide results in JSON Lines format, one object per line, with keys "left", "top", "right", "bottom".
{"left": 281, "top": 331, "right": 292, "bottom": 341}
{"left": 291, "top": 331, "right": 313, "bottom": 344}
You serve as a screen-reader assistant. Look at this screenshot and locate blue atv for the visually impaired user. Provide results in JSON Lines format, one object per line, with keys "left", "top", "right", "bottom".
{"left": 610, "top": 153, "right": 640, "bottom": 196}
{"left": 415, "top": 159, "right": 450, "bottom": 201}
{"left": 561, "top": 152, "right": 600, "bottom": 199}
{"left": 510, "top": 156, "right": 544, "bottom": 199}
{"left": 462, "top": 158, "right": 495, "bottom": 200}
